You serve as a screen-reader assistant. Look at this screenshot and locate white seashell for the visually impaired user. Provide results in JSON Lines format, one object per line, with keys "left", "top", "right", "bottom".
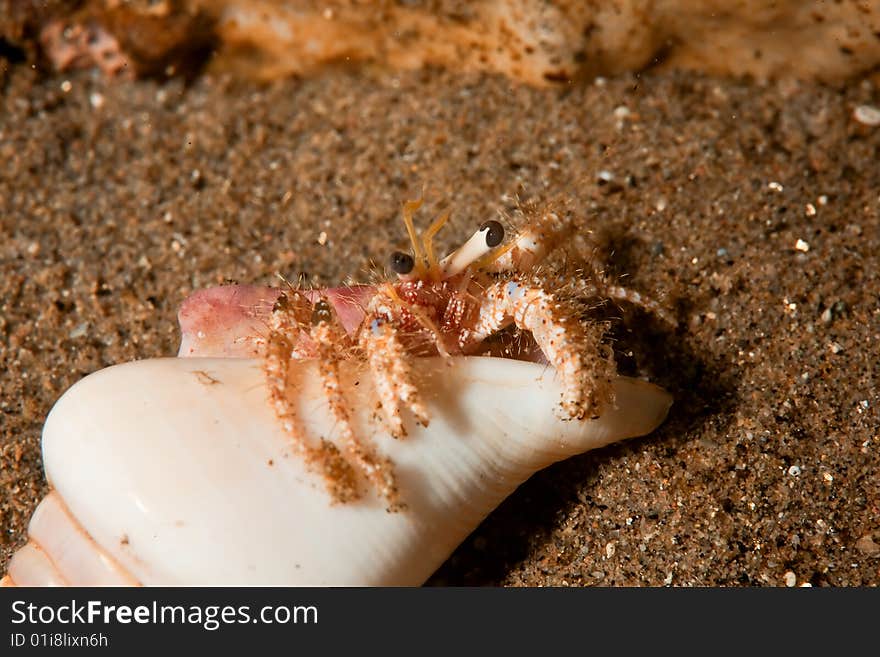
{"left": 2, "top": 356, "right": 670, "bottom": 586}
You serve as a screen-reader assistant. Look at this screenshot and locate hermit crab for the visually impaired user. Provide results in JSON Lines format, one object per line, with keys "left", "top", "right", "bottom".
{"left": 255, "top": 200, "right": 672, "bottom": 511}
{"left": 2, "top": 201, "right": 672, "bottom": 586}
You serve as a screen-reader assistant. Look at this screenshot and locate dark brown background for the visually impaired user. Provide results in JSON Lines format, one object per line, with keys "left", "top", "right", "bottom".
{"left": 1, "top": 60, "right": 878, "bottom": 585}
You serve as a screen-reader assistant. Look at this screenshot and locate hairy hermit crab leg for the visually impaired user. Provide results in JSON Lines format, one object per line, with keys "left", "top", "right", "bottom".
{"left": 264, "top": 291, "right": 360, "bottom": 502}
{"left": 460, "top": 280, "right": 616, "bottom": 420}
{"left": 310, "top": 298, "right": 402, "bottom": 509}
{"left": 358, "top": 299, "right": 431, "bottom": 438}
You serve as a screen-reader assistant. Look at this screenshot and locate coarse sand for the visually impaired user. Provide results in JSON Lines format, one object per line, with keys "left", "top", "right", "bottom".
{"left": 1, "top": 64, "right": 878, "bottom": 585}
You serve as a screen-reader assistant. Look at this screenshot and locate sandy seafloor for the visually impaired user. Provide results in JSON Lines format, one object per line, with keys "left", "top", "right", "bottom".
{"left": 1, "top": 62, "right": 878, "bottom": 586}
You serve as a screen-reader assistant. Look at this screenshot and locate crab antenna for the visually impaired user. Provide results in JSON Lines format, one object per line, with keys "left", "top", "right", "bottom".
{"left": 402, "top": 199, "right": 425, "bottom": 267}
{"left": 422, "top": 210, "right": 450, "bottom": 273}
{"left": 440, "top": 220, "right": 505, "bottom": 278}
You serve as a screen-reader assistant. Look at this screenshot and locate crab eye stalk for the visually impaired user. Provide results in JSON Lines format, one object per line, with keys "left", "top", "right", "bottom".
{"left": 389, "top": 251, "right": 415, "bottom": 275}
{"left": 479, "top": 220, "right": 504, "bottom": 247}
{"left": 439, "top": 219, "right": 507, "bottom": 279}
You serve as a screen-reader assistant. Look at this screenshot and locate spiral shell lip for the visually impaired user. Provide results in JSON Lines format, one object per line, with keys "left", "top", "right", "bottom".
{"left": 4, "top": 356, "right": 670, "bottom": 587}
{"left": 3, "top": 491, "right": 137, "bottom": 587}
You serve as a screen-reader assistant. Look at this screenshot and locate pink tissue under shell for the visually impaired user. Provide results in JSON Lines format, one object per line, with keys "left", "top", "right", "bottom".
{"left": 177, "top": 284, "right": 374, "bottom": 358}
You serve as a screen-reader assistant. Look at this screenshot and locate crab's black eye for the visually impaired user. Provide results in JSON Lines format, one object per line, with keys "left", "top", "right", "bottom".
{"left": 389, "top": 251, "right": 415, "bottom": 275}
{"left": 311, "top": 299, "right": 333, "bottom": 325}
{"left": 479, "top": 220, "right": 504, "bottom": 247}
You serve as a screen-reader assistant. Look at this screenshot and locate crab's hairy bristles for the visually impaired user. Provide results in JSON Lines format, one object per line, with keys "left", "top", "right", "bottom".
{"left": 380, "top": 283, "right": 451, "bottom": 357}
{"left": 402, "top": 199, "right": 425, "bottom": 268}
{"left": 422, "top": 210, "right": 450, "bottom": 275}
